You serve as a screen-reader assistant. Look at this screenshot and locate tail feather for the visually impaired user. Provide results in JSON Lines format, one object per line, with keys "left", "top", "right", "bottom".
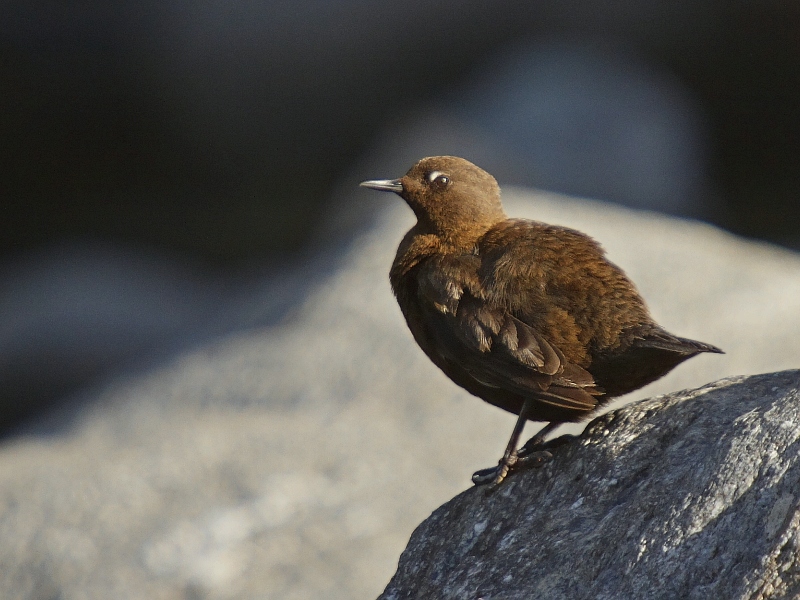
{"left": 636, "top": 329, "right": 724, "bottom": 355}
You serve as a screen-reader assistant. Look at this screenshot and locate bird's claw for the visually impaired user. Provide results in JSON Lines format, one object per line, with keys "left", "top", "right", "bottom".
{"left": 471, "top": 460, "right": 511, "bottom": 488}
{"left": 471, "top": 449, "right": 552, "bottom": 489}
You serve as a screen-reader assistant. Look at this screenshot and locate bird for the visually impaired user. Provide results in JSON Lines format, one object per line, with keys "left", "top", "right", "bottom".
{"left": 360, "top": 156, "right": 723, "bottom": 487}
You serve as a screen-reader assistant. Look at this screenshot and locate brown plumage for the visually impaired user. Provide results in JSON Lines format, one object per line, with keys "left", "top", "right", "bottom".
{"left": 360, "top": 156, "right": 723, "bottom": 487}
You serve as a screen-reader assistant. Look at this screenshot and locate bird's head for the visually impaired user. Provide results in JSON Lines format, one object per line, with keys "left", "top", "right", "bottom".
{"left": 360, "top": 156, "right": 506, "bottom": 243}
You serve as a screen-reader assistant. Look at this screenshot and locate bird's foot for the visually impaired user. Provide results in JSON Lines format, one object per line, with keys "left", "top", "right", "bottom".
{"left": 471, "top": 449, "right": 552, "bottom": 489}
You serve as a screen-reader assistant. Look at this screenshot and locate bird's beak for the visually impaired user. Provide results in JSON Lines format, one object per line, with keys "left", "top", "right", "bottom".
{"left": 359, "top": 179, "right": 403, "bottom": 193}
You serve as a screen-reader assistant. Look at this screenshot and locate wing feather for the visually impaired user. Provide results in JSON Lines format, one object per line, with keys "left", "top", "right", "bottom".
{"left": 416, "top": 256, "right": 601, "bottom": 415}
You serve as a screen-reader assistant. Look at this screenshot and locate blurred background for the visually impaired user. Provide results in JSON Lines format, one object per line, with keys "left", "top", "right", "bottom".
{"left": 2, "top": 4, "right": 800, "bottom": 597}
{"left": 1, "top": 0, "right": 799, "bottom": 431}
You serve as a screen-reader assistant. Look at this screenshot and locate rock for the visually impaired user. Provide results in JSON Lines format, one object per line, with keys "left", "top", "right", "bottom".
{"left": 1, "top": 189, "right": 800, "bottom": 599}
{"left": 379, "top": 370, "right": 800, "bottom": 600}
{"left": 0, "top": 242, "right": 227, "bottom": 430}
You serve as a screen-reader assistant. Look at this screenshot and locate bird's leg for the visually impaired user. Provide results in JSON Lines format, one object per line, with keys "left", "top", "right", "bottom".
{"left": 472, "top": 399, "right": 552, "bottom": 488}
{"left": 517, "top": 422, "right": 566, "bottom": 458}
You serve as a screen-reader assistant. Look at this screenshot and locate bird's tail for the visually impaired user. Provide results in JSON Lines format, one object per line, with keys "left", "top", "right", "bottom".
{"left": 637, "top": 328, "right": 724, "bottom": 355}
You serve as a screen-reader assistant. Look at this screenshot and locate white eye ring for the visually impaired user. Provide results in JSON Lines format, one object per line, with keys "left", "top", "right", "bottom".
{"left": 426, "top": 171, "right": 449, "bottom": 185}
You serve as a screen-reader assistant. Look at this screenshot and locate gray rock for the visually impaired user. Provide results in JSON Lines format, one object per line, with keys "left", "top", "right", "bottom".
{"left": 0, "top": 242, "right": 227, "bottom": 428}
{"left": 379, "top": 370, "right": 800, "bottom": 600}
{"left": 1, "top": 189, "right": 800, "bottom": 599}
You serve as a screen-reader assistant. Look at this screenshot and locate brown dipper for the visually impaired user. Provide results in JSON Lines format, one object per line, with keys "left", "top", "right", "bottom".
{"left": 360, "top": 156, "right": 723, "bottom": 487}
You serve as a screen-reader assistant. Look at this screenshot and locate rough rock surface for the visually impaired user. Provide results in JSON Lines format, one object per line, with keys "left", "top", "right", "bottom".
{"left": 380, "top": 370, "right": 800, "bottom": 600}
{"left": 1, "top": 190, "right": 799, "bottom": 599}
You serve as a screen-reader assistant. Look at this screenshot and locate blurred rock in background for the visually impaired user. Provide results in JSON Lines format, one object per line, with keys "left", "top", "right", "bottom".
{"left": 0, "top": 243, "right": 226, "bottom": 429}
{"left": 2, "top": 191, "right": 799, "bottom": 599}
{"left": 451, "top": 40, "right": 712, "bottom": 215}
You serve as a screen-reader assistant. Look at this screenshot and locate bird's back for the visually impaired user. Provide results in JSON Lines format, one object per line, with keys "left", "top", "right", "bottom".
{"left": 478, "top": 220, "right": 655, "bottom": 364}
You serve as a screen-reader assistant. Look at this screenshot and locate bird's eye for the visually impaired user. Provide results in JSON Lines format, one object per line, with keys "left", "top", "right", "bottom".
{"left": 426, "top": 171, "right": 450, "bottom": 188}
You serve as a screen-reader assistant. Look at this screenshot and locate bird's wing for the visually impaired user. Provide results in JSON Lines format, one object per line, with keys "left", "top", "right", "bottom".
{"left": 416, "top": 255, "right": 601, "bottom": 413}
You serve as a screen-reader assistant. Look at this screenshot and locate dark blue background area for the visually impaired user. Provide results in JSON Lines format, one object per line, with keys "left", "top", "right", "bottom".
{"left": 3, "top": 0, "right": 798, "bottom": 260}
